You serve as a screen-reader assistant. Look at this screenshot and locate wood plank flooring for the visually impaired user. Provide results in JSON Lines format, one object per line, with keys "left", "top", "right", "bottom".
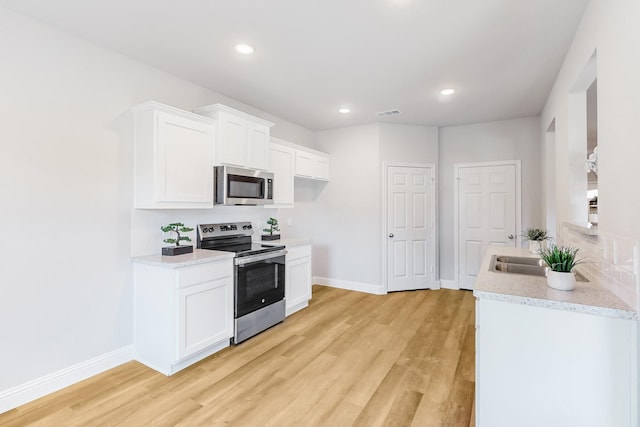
{"left": 0, "top": 286, "right": 476, "bottom": 427}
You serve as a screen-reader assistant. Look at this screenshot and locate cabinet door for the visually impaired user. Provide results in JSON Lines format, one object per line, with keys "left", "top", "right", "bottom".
{"left": 313, "top": 155, "right": 330, "bottom": 181}
{"left": 295, "top": 151, "right": 315, "bottom": 178}
{"left": 218, "top": 111, "right": 246, "bottom": 167}
{"left": 246, "top": 122, "right": 270, "bottom": 170}
{"left": 286, "top": 256, "right": 312, "bottom": 316}
{"left": 176, "top": 277, "right": 233, "bottom": 361}
{"left": 270, "top": 143, "right": 295, "bottom": 205}
{"left": 155, "top": 111, "right": 214, "bottom": 203}
{"left": 476, "top": 298, "right": 636, "bottom": 427}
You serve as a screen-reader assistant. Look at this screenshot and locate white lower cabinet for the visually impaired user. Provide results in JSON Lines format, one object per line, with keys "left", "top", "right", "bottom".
{"left": 476, "top": 298, "right": 637, "bottom": 427}
{"left": 285, "top": 244, "right": 312, "bottom": 316}
{"left": 134, "top": 258, "right": 233, "bottom": 375}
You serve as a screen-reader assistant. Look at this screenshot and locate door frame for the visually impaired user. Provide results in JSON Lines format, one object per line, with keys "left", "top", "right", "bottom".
{"left": 382, "top": 162, "right": 438, "bottom": 293}
{"left": 453, "top": 160, "right": 522, "bottom": 289}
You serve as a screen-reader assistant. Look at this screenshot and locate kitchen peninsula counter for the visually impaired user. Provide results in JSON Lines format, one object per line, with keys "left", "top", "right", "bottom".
{"left": 473, "top": 246, "right": 636, "bottom": 320}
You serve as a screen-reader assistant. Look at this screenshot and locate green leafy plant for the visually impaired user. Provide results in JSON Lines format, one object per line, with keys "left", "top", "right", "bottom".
{"left": 161, "top": 223, "right": 193, "bottom": 246}
{"left": 263, "top": 217, "right": 280, "bottom": 236}
{"left": 523, "top": 227, "right": 550, "bottom": 242}
{"left": 539, "top": 245, "right": 583, "bottom": 272}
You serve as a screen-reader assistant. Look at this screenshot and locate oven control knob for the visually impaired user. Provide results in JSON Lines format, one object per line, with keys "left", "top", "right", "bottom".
{"left": 261, "top": 298, "right": 265, "bottom": 303}
{"left": 247, "top": 225, "right": 252, "bottom": 229}
{"left": 208, "top": 227, "right": 214, "bottom": 232}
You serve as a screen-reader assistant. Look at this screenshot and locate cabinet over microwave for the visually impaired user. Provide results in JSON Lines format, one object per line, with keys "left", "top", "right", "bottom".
{"left": 214, "top": 166, "right": 274, "bottom": 206}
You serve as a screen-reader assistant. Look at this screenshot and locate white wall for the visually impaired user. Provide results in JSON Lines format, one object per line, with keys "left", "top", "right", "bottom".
{"left": 438, "top": 117, "right": 542, "bottom": 281}
{"left": 379, "top": 123, "right": 439, "bottom": 164}
{"left": 312, "top": 124, "right": 382, "bottom": 290}
{"left": 0, "top": 5, "right": 312, "bottom": 403}
{"left": 301, "top": 123, "right": 438, "bottom": 293}
{"left": 541, "top": 0, "right": 640, "bottom": 241}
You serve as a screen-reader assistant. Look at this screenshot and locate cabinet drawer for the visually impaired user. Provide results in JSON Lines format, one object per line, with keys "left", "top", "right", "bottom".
{"left": 177, "top": 261, "right": 232, "bottom": 288}
{"left": 286, "top": 245, "right": 312, "bottom": 261}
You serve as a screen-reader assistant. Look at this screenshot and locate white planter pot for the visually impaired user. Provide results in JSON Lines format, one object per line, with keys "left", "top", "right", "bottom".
{"left": 546, "top": 270, "right": 576, "bottom": 291}
{"left": 529, "top": 240, "right": 547, "bottom": 254}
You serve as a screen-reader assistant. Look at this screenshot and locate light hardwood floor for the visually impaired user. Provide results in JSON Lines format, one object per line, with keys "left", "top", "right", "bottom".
{"left": 0, "top": 286, "right": 476, "bottom": 427}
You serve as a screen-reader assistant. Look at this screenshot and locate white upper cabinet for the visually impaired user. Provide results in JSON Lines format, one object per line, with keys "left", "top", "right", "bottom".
{"left": 194, "top": 104, "right": 273, "bottom": 171}
{"left": 269, "top": 138, "right": 296, "bottom": 206}
{"left": 217, "top": 110, "right": 246, "bottom": 167}
{"left": 132, "top": 101, "right": 215, "bottom": 209}
{"left": 246, "top": 121, "right": 271, "bottom": 171}
{"left": 295, "top": 149, "right": 330, "bottom": 181}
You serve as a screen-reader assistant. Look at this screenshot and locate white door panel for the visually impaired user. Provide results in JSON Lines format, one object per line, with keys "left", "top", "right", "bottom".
{"left": 457, "top": 163, "right": 518, "bottom": 290}
{"left": 387, "top": 165, "right": 435, "bottom": 292}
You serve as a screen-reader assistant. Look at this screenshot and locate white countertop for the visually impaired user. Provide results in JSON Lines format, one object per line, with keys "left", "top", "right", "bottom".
{"left": 257, "top": 237, "right": 312, "bottom": 247}
{"left": 473, "top": 246, "right": 636, "bottom": 320}
{"left": 132, "top": 248, "right": 234, "bottom": 269}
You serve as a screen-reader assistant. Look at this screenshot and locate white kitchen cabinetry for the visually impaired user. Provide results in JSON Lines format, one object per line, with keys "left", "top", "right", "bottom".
{"left": 284, "top": 244, "right": 312, "bottom": 316}
{"left": 476, "top": 298, "right": 637, "bottom": 427}
{"left": 295, "top": 149, "right": 330, "bottom": 181}
{"left": 194, "top": 104, "right": 274, "bottom": 171}
{"left": 269, "top": 138, "right": 296, "bottom": 206}
{"left": 132, "top": 101, "right": 215, "bottom": 209}
{"left": 134, "top": 257, "right": 234, "bottom": 375}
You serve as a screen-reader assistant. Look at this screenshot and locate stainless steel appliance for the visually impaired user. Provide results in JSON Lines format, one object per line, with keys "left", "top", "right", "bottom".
{"left": 214, "top": 166, "right": 274, "bottom": 206}
{"left": 197, "top": 221, "right": 286, "bottom": 344}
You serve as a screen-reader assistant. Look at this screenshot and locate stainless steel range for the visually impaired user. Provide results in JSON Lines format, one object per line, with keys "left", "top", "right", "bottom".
{"left": 197, "top": 221, "right": 286, "bottom": 344}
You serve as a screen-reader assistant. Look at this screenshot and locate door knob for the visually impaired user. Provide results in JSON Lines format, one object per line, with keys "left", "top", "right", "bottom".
{"left": 388, "top": 233, "right": 394, "bottom": 238}
{"left": 507, "top": 234, "right": 515, "bottom": 240}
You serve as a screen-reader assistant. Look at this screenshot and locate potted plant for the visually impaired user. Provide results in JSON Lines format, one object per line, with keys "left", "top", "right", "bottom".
{"left": 539, "top": 245, "right": 583, "bottom": 291}
{"left": 523, "top": 227, "right": 551, "bottom": 254}
{"left": 161, "top": 222, "right": 194, "bottom": 256}
{"left": 262, "top": 217, "right": 281, "bottom": 241}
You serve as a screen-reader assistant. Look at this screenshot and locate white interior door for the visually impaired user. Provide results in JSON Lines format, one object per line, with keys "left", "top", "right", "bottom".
{"left": 457, "top": 162, "right": 519, "bottom": 290}
{"left": 386, "top": 165, "right": 435, "bottom": 292}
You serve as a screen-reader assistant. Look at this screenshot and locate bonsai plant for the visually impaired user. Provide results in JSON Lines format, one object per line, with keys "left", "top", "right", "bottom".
{"left": 161, "top": 222, "right": 194, "bottom": 256}
{"left": 262, "top": 217, "right": 281, "bottom": 241}
{"left": 538, "top": 244, "right": 583, "bottom": 291}
{"left": 523, "top": 227, "right": 551, "bottom": 253}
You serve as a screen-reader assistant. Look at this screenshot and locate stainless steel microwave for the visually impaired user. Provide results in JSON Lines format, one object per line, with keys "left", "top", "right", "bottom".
{"left": 214, "top": 166, "right": 274, "bottom": 205}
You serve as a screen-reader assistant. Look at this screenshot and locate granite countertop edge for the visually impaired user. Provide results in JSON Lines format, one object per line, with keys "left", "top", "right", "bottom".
{"left": 473, "top": 289, "right": 637, "bottom": 320}
{"left": 132, "top": 249, "right": 234, "bottom": 268}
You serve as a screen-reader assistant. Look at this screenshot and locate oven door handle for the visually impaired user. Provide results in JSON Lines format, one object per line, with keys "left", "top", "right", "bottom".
{"left": 235, "top": 249, "right": 287, "bottom": 266}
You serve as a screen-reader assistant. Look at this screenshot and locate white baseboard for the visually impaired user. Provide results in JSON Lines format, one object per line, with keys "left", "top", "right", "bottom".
{"left": 0, "top": 345, "right": 134, "bottom": 414}
{"left": 440, "top": 279, "right": 459, "bottom": 290}
{"left": 313, "top": 276, "right": 386, "bottom": 295}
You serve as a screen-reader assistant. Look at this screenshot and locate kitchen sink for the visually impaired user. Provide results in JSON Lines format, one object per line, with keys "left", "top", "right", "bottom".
{"left": 495, "top": 255, "right": 542, "bottom": 266}
{"left": 489, "top": 255, "right": 588, "bottom": 282}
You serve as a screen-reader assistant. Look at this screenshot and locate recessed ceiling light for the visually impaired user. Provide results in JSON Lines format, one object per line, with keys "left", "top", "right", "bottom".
{"left": 235, "top": 43, "right": 255, "bottom": 55}
{"left": 440, "top": 88, "right": 456, "bottom": 96}
{"left": 338, "top": 108, "right": 351, "bottom": 114}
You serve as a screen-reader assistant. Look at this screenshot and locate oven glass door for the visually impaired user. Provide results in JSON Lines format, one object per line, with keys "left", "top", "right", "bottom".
{"left": 235, "top": 255, "right": 285, "bottom": 317}
{"left": 228, "top": 174, "right": 265, "bottom": 200}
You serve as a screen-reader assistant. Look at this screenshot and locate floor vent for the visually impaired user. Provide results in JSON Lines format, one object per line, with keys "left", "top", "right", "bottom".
{"left": 376, "top": 109, "right": 401, "bottom": 117}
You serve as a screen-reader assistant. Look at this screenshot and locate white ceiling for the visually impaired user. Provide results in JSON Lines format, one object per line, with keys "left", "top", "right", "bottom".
{"left": 0, "top": 0, "right": 589, "bottom": 131}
